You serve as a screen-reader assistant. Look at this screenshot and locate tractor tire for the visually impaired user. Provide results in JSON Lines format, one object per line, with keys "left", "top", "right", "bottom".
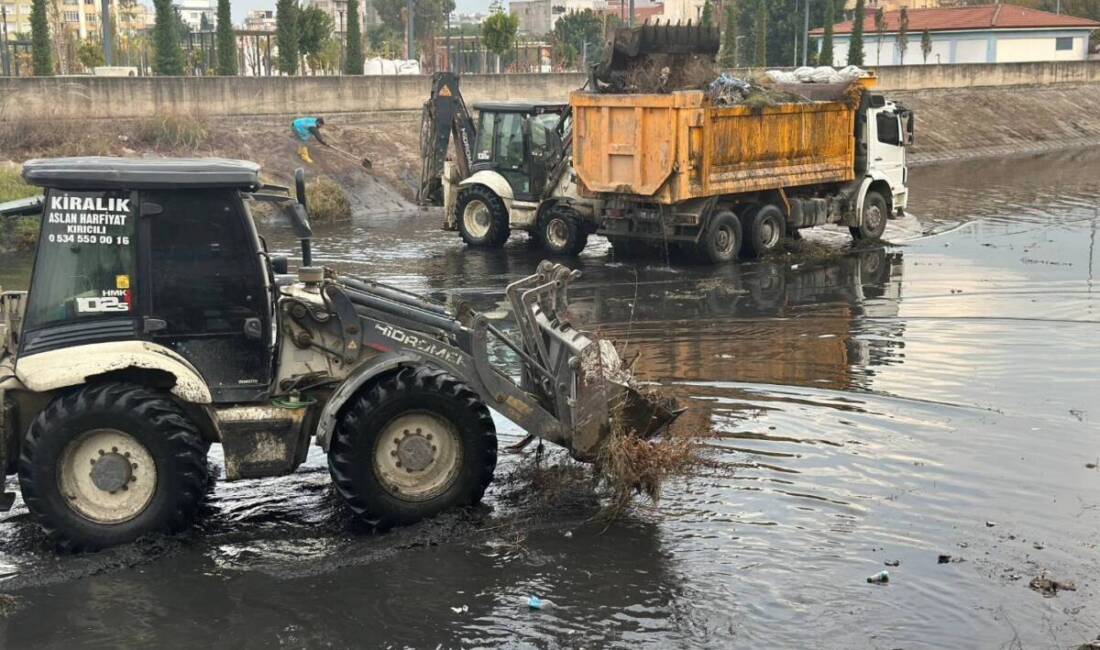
{"left": 537, "top": 207, "right": 588, "bottom": 256}
{"left": 18, "top": 383, "right": 209, "bottom": 552}
{"left": 743, "top": 204, "right": 786, "bottom": 258}
{"left": 850, "top": 190, "right": 888, "bottom": 241}
{"left": 694, "top": 210, "right": 742, "bottom": 264}
{"left": 456, "top": 185, "right": 510, "bottom": 248}
{"left": 328, "top": 366, "right": 497, "bottom": 528}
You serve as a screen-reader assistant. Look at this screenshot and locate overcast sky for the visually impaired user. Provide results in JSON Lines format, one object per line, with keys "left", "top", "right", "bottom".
{"left": 230, "top": 0, "right": 489, "bottom": 24}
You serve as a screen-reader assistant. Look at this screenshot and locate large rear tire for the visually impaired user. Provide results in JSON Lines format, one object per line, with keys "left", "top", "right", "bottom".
{"left": 694, "top": 210, "right": 742, "bottom": 264}
{"left": 328, "top": 366, "right": 497, "bottom": 528}
{"left": 743, "top": 204, "right": 786, "bottom": 258}
{"left": 18, "top": 383, "right": 209, "bottom": 552}
{"left": 456, "top": 185, "right": 510, "bottom": 248}
{"left": 850, "top": 190, "right": 888, "bottom": 241}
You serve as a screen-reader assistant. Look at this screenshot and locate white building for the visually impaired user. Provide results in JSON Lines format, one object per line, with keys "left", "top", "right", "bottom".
{"left": 175, "top": 0, "right": 216, "bottom": 31}
{"left": 301, "top": 0, "right": 376, "bottom": 36}
{"left": 509, "top": 0, "right": 604, "bottom": 36}
{"left": 243, "top": 9, "right": 277, "bottom": 32}
{"left": 814, "top": 4, "right": 1100, "bottom": 66}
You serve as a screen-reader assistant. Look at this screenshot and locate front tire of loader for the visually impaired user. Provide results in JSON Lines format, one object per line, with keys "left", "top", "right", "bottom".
{"left": 328, "top": 366, "right": 497, "bottom": 528}
{"left": 456, "top": 185, "right": 510, "bottom": 248}
{"left": 537, "top": 207, "right": 588, "bottom": 256}
{"left": 18, "top": 383, "right": 209, "bottom": 552}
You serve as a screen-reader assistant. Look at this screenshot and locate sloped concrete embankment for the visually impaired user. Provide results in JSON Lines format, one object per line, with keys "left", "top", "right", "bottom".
{"left": 899, "top": 83, "right": 1100, "bottom": 164}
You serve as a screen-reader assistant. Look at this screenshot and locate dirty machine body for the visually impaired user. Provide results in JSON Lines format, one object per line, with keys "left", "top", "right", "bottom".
{"left": 0, "top": 157, "right": 668, "bottom": 551}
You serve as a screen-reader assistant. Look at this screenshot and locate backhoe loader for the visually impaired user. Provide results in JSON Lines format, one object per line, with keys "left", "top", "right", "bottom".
{"left": 0, "top": 157, "right": 675, "bottom": 551}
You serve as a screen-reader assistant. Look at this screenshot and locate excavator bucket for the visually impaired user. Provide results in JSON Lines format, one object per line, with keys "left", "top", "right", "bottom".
{"left": 506, "top": 262, "right": 680, "bottom": 461}
{"left": 594, "top": 21, "right": 721, "bottom": 88}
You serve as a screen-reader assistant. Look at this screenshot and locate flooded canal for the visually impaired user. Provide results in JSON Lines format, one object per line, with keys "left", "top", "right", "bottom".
{"left": 2, "top": 147, "right": 1099, "bottom": 648}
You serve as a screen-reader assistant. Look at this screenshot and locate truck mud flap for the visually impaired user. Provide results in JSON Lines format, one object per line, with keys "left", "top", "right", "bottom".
{"left": 0, "top": 389, "right": 14, "bottom": 511}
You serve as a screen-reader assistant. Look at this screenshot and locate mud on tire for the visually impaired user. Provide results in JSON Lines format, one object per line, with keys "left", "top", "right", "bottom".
{"left": 18, "top": 383, "right": 209, "bottom": 552}
{"left": 328, "top": 366, "right": 497, "bottom": 528}
{"left": 456, "top": 185, "right": 510, "bottom": 248}
{"left": 537, "top": 207, "right": 588, "bottom": 256}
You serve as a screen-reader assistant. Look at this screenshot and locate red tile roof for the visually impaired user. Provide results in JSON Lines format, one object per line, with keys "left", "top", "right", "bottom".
{"left": 810, "top": 3, "right": 1100, "bottom": 36}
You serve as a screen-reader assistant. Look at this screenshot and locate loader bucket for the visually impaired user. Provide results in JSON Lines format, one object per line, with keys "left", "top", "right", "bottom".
{"left": 507, "top": 262, "right": 680, "bottom": 461}
{"left": 595, "top": 21, "right": 721, "bottom": 87}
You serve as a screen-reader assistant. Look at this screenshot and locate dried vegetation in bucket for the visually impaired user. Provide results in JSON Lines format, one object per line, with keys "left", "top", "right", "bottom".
{"left": 583, "top": 337, "right": 714, "bottom": 516}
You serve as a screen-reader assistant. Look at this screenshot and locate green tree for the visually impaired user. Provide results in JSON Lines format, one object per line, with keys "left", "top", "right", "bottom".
{"left": 481, "top": 11, "right": 518, "bottom": 62}
{"left": 30, "top": 0, "right": 52, "bottom": 75}
{"left": 820, "top": 0, "right": 835, "bottom": 66}
{"left": 873, "top": 6, "right": 886, "bottom": 65}
{"left": 216, "top": 0, "right": 237, "bottom": 74}
{"left": 701, "top": 0, "right": 714, "bottom": 28}
{"left": 276, "top": 0, "right": 299, "bottom": 74}
{"left": 200, "top": 12, "right": 213, "bottom": 31}
{"left": 896, "top": 7, "right": 908, "bottom": 65}
{"left": 367, "top": 24, "right": 400, "bottom": 57}
{"left": 153, "top": 0, "right": 184, "bottom": 75}
{"left": 752, "top": 0, "right": 766, "bottom": 67}
{"left": 718, "top": 2, "right": 739, "bottom": 68}
{"left": 920, "top": 28, "right": 932, "bottom": 63}
{"left": 76, "top": 39, "right": 105, "bottom": 71}
{"left": 298, "top": 4, "right": 333, "bottom": 73}
{"left": 847, "top": 0, "right": 865, "bottom": 65}
{"left": 345, "top": 0, "right": 363, "bottom": 74}
{"left": 550, "top": 10, "right": 604, "bottom": 68}
{"left": 373, "top": 0, "right": 455, "bottom": 56}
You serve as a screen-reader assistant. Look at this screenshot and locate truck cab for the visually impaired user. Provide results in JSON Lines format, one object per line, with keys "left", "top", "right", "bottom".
{"left": 864, "top": 95, "right": 915, "bottom": 217}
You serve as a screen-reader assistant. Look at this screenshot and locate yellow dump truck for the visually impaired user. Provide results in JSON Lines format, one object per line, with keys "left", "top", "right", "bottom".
{"left": 571, "top": 79, "right": 914, "bottom": 263}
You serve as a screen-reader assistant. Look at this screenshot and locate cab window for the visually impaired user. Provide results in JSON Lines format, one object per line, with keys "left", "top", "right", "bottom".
{"left": 529, "top": 113, "right": 559, "bottom": 151}
{"left": 876, "top": 112, "right": 901, "bottom": 146}
{"left": 475, "top": 112, "right": 495, "bottom": 162}
{"left": 24, "top": 189, "right": 136, "bottom": 330}
{"left": 494, "top": 113, "right": 525, "bottom": 168}
{"left": 144, "top": 189, "right": 263, "bottom": 335}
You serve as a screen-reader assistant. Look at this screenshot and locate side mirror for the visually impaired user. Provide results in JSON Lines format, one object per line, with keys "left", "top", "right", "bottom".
{"left": 282, "top": 202, "right": 313, "bottom": 239}
{"left": 293, "top": 167, "right": 313, "bottom": 267}
{"left": 271, "top": 255, "right": 289, "bottom": 275}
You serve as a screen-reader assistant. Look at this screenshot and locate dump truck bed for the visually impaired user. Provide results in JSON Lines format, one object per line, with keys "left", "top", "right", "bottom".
{"left": 571, "top": 90, "right": 857, "bottom": 204}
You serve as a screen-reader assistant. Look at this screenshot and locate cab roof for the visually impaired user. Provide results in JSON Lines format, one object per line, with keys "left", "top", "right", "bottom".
{"left": 472, "top": 101, "right": 566, "bottom": 115}
{"left": 21, "top": 157, "right": 262, "bottom": 191}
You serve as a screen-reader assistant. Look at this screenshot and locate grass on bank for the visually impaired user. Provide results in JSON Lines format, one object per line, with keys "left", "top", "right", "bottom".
{"left": 0, "top": 167, "right": 41, "bottom": 252}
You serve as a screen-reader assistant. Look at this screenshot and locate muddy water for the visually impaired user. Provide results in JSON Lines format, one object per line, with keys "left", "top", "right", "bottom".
{"left": 2, "top": 148, "right": 1099, "bottom": 648}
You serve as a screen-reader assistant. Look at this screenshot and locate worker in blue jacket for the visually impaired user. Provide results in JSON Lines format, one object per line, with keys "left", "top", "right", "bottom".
{"left": 292, "top": 116, "right": 327, "bottom": 164}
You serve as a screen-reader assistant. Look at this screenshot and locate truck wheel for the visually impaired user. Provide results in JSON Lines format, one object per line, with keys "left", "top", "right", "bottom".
{"left": 850, "top": 190, "right": 888, "bottom": 241}
{"left": 538, "top": 208, "right": 588, "bottom": 256}
{"left": 456, "top": 186, "right": 510, "bottom": 248}
{"left": 17, "top": 383, "right": 209, "bottom": 552}
{"left": 695, "top": 210, "right": 742, "bottom": 264}
{"left": 743, "top": 204, "right": 786, "bottom": 258}
{"left": 328, "top": 366, "right": 497, "bottom": 528}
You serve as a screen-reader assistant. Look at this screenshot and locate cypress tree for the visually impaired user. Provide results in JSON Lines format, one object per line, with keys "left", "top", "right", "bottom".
{"left": 701, "top": 0, "right": 714, "bottom": 29}
{"left": 276, "top": 0, "right": 300, "bottom": 74}
{"left": 344, "top": 0, "right": 363, "bottom": 74}
{"left": 153, "top": 0, "right": 184, "bottom": 75}
{"left": 718, "top": 2, "right": 739, "bottom": 68}
{"left": 752, "top": 0, "right": 766, "bottom": 67}
{"left": 216, "top": 0, "right": 237, "bottom": 74}
{"left": 820, "top": 0, "right": 835, "bottom": 67}
{"left": 847, "top": 0, "right": 865, "bottom": 66}
{"left": 30, "top": 0, "right": 52, "bottom": 75}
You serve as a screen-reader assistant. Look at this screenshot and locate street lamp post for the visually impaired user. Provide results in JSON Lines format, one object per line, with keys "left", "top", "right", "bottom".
{"left": 102, "top": 0, "right": 113, "bottom": 66}
{"left": 803, "top": 0, "right": 810, "bottom": 67}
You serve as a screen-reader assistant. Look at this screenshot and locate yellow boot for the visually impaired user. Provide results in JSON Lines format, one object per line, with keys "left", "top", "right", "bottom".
{"left": 298, "top": 145, "right": 314, "bottom": 164}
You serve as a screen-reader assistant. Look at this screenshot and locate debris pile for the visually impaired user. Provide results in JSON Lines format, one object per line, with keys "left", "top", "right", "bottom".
{"left": 766, "top": 65, "right": 868, "bottom": 85}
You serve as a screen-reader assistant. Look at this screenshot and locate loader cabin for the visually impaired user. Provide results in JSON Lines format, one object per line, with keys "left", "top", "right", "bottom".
{"left": 18, "top": 158, "right": 280, "bottom": 403}
{"left": 470, "top": 101, "right": 568, "bottom": 200}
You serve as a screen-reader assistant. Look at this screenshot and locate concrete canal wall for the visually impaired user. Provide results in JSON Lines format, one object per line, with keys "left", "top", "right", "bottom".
{"left": 2, "top": 61, "right": 1099, "bottom": 162}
